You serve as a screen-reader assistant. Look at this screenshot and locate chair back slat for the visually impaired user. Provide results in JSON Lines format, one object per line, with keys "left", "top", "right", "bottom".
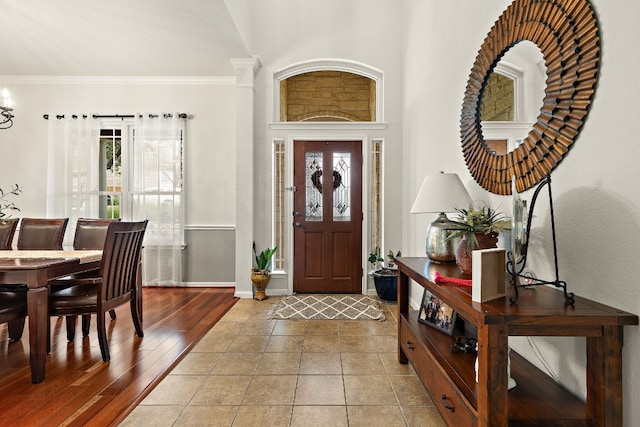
{"left": 0, "top": 218, "right": 19, "bottom": 250}
{"left": 73, "top": 218, "right": 120, "bottom": 250}
{"left": 17, "top": 218, "right": 69, "bottom": 250}
{"left": 100, "top": 221, "right": 147, "bottom": 303}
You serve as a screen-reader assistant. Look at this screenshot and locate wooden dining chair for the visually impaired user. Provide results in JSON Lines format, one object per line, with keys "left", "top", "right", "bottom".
{"left": 67, "top": 218, "right": 120, "bottom": 340}
{"left": 48, "top": 220, "right": 148, "bottom": 362}
{"left": 17, "top": 218, "right": 69, "bottom": 250}
{"left": 73, "top": 218, "right": 121, "bottom": 250}
{"left": 0, "top": 217, "right": 27, "bottom": 340}
{"left": 1, "top": 217, "right": 61, "bottom": 340}
{"left": 0, "top": 287, "right": 27, "bottom": 341}
{"left": 0, "top": 218, "right": 19, "bottom": 250}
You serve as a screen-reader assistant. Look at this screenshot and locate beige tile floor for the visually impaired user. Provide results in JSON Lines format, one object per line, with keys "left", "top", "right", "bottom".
{"left": 121, "top": 297, "right": 446, "bottom": 427}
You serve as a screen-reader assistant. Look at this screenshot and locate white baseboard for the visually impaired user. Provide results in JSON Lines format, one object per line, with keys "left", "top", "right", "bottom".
{"left": 179, "top": 282, "right": 236, "bottom": 287}
{"left": 234, "top": 290, "right": 254, "bottom": 299}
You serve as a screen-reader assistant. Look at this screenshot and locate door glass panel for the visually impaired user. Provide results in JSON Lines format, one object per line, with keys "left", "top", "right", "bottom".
{"left": 273, "top": 139, "right": 285, "bottom": 270}
{"left": 305, "top": 152, "right": 323, "bottom": 221}
{"left": 370, "top": 139, "right": 382, "bottom": 258}
{"left": 333, "top": 152, "right": 351, "bottom": 221}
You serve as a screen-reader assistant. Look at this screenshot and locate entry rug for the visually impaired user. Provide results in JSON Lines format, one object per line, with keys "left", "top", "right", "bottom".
{"left": 270, "top": 294, "right": 385, "bottom": 321}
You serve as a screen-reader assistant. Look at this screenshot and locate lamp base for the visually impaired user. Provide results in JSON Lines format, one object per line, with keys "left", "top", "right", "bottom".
{"left": 426, "top": 213, "right": 459, "bottom": 263}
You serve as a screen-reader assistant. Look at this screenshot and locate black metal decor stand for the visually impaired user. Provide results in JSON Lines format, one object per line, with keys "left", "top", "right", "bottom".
{"left": 506, "top": 175, "right": 575, "bottom": 305}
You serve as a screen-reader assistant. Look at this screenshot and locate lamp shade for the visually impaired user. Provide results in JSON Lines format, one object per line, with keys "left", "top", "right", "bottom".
{"left": 410, "top": 172, "right": 471, "bottom": 214}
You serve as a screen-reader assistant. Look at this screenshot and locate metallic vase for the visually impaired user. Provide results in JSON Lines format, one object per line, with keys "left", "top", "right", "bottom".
{"left": 426, "top": 213, "right": 459, "bottom": 263}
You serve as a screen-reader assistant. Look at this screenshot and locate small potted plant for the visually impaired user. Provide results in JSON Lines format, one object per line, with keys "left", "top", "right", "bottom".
{"left": 0, "top": 184, "right": 21, "bottom": 249}
{"left": 446, "top": 201, "right": 510, "bottom": 274}
{"left": 251, "top": 242, "right": 278, "bottom": 300}
{"left": 0, "top": 184, "right": 21, "bottom": 220}
{"left": 369, "top": 246, "right": 401, "bottom": 302}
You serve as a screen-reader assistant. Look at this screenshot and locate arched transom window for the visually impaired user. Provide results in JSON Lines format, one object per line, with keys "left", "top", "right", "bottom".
{"left": 280, "top": 71, "right": 376, "bottom": 122}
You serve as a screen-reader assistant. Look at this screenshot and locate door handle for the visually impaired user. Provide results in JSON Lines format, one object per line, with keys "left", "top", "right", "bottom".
{"left": 293, "top": 211, "right": 302, "bottom": 216}
{"left": 294, "top": 222, "right": 302, "bottom": 227}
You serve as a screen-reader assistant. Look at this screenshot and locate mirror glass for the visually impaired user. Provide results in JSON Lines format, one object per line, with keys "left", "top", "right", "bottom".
{"left": 479, "top": 41, "right": 546, "bottom": 155}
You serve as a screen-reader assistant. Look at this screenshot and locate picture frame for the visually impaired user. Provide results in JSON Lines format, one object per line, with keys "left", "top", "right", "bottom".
{"left": 418, "top": 289, "right": 457, "bottom": 336}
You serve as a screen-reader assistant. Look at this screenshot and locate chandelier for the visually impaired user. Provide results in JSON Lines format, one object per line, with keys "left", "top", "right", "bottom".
{"left": 1, "top": 88, "right": 14, "bottom": 129}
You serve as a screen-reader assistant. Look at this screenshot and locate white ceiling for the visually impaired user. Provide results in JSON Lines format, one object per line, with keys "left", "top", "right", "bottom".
{"left": 0, "top": 0, "right": 249, "bottom": 76}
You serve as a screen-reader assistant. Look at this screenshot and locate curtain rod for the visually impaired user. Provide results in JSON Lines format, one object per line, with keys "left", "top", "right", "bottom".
{"left": 42, "top": 113, "right": 188, "bottom": 120}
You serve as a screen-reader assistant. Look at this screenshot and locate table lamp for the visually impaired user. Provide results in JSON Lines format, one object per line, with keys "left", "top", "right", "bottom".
{"left": 410, "top": 172, "right": 471, "bottom": 262}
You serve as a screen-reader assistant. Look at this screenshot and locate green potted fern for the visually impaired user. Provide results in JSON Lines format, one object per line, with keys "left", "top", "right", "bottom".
{"left": 251, "top": 243, "right": 278, "bottom": 300}
{"left": 446, "top": 201, "right": 510, "bottom": 274}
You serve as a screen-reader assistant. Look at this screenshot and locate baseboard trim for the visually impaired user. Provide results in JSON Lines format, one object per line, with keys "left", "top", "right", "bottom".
{"left": 234, "top": 290, "right": 254, "bottom": 299}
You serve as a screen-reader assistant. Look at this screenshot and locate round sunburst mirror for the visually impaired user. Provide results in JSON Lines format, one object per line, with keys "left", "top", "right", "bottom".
{"left": 460, "top": 0, "right": 601, "bottom": 195}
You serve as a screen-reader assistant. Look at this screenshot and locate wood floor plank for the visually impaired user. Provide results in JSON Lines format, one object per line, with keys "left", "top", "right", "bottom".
{"left": 0, "top": 287, "right": 238, "bottom": 427}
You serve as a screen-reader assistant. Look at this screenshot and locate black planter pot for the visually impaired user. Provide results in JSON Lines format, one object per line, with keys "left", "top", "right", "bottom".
{"left": 373, "top": 270, "right": 398, "bottom": 302}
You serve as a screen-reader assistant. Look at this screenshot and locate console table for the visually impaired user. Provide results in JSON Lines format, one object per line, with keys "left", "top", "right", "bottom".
{"left": 395, "top": 257, "right": 638, "bottom": 427}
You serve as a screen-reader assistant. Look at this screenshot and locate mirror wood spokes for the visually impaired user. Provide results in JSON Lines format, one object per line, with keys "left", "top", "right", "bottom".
{"left": 461, "top": 0, "right": 600, "bottom": 195}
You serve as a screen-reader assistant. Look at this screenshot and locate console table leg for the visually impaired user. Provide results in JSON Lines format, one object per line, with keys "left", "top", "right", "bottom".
{"left": 587, "top": 326, "right": 623, "bottom": 426}
{"left": 398, "top": 270, "right": 409, "bottom": 364}
{"left": 477, "top": 323, "right": 508, "bottom": 427}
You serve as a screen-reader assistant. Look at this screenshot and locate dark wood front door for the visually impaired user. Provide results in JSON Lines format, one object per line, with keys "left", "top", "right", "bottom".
{"left": 293, "top": 140, "right": 362, "bottom": 293}
{"left": 485, "top": 138, "right": 508, "bottom": 155}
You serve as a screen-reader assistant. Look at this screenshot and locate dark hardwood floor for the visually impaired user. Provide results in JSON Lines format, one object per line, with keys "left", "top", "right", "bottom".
{"left": 0, "top": 287, "right": 238, "bottom": 427}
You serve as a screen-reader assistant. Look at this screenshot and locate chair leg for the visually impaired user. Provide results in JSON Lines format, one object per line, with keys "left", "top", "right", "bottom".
{"left": 47, "top": 315, "right": 51, "bottom": 353}
{"left": 96, "top": 311, "right": 110, "bottom": 362}
{"left": 130, "top": 296, "right": 144, "bottom": 338}
{"left": 82, "top": 315, "right": 91, "bottom": 336}
{"left": 7, "top": 317, "right": 26, "bottom": 341}
{"left": 84, "top": 310, "right": 114, "bottom": 336}
{"left": 66, "top": 315, "right": 78, "bottom": 341}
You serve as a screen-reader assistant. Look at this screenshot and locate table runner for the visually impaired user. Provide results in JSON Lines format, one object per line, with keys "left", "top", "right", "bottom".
{"left": 0, "top": 250, "right": 102, "bottom": 263}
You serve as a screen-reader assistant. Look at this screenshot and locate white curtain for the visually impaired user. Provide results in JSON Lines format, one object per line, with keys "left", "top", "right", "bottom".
{"left": 131, "top": 113, "right": 185, "bottom": 286}
{"left": 46, "top": 115, "right": 101, "bottom": 246}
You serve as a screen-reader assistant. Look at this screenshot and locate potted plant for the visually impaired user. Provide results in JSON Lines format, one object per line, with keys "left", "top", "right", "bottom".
{"left": 251, "top": 242, "right": 278, "bottom": 300}
{"left": 369, "top": 246, "right": 401, "bottom": 302}
{"left": 446, "top": 201, "right": 510, "bottom": 274}
{"left": 0, "top": 184, "right": 21, "bottom": 249}
{"left": 0, "top": 184, "right": 21, "bottom": 220}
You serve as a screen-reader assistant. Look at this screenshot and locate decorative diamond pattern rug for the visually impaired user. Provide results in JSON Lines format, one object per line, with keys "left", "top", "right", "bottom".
{"left": 270, "top": 294, "right": 385, "bottom": 321}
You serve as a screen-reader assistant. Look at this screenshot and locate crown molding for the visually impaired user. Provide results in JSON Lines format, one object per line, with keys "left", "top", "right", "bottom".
{"left": 0, "top": 75, "right": 236, "bottom": 85}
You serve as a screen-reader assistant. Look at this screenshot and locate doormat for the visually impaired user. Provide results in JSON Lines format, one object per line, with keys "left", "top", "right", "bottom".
{"left": 270, "top": 294, "right": 385, "bottom": 321}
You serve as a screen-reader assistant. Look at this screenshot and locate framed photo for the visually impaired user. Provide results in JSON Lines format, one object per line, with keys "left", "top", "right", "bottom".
{"left": 418, "top": 289, "right": 457, "bottom": 336}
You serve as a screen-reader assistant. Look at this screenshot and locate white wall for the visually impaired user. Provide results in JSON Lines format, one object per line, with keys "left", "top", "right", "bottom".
{"left": 0, "top": 79, "right": 236, "bottom": 226}
{"left": 0, "top": 78, "right": 238, "bottom": 284}
{"left": 403, "top": 0, "right": 640, "bottom": 424}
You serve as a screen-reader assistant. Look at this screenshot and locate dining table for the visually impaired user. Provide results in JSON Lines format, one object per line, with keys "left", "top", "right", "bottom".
{"left": 0, "top": 250, "right": 102, "bottom": 383}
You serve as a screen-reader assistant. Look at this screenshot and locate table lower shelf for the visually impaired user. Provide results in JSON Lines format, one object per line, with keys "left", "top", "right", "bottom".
{"left": 401, "top": 312, "right": 592, "bottom": 426}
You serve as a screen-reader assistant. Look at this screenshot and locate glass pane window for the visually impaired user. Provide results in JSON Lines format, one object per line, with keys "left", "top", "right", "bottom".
{"left": 129, "top": 124, "right": 184, "bottom": 246}
{"left": 370, "top": 139, "right": 382, "bottom": 267}
{"left": 99, "top": 128, "right": 122, "bottom": 219}
{"left": 333, "top": 152, "right": 351, "bottom": 221}
{"left": 273, "top": 140, "right": 285, "bottom": 270}
{"left": 305, "top": 152, "right": 323, "bottom": 221}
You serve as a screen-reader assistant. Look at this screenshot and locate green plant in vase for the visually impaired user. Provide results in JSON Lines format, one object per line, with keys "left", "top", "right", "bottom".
{"left": 251, "top": 243, "right": 278, "bottom": 300}
{"left": 447, "top": 201, "right": 510, "bottom": 274}
{"left": 0, "top": 184, "right": 21, "bottom": 219}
